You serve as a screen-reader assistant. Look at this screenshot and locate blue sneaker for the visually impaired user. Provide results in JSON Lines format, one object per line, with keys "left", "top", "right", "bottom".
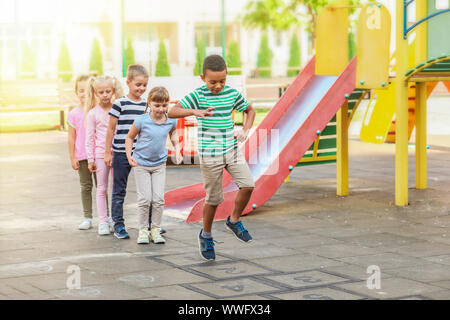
{"left": 225, "top": 216, "right": 252, "bottom": 243}
{"left": 198, "top": 230, "right": 216, "bottom": 261}
{"left": 114, "top": 225, "right": 130, "bottom": 239}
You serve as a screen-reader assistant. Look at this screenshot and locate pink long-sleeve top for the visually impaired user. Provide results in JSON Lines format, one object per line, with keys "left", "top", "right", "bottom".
{"left": 67, "top": 106, "right": 87, "bottom": 161}
{"left": 85, "top": 105, "right": 111, "bottom": 163}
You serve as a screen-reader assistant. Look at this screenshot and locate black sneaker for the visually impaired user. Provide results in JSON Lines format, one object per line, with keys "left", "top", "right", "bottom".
{"left": 225, "top": 216, "right": 252, "bottom": 243}
{"left": 198, "top": 230, "right": 216, "bottom": 261}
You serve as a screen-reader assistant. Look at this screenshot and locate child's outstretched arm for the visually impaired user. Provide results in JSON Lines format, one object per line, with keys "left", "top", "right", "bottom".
{"left": 125, "top": 124, "right": 139, "bottom": 167}
{"left": 104, "top": 115, "right": 117, "bottom": 167}
{"left": 67, "top": 126, "right": 79, "bottom": 170}
{"left": 168, "top": 103, "right": 214, "bottom": 119}
{"left": 169, "top": 127, "right": 183, "bottom": 164}
{"left": 235, "top": 102, "right": 256, "bottom": 142}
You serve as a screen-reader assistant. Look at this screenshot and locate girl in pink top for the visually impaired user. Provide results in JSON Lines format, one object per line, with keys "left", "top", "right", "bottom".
{"left": 85, "top": 75, "right": 124, "bottom": 235}
{"left": 67, "top": 74, "right": 97, "bottom": 231}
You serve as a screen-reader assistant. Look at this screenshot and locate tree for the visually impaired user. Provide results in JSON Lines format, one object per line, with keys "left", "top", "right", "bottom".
{"left": 257, "top": 34, "right": 272, "bottom": 77}
{"left": 57, "top": 38, "right": 73, "bottom": 82}
{"left": 125, "top": 37, "right": 136, "bottom": 70}
{"left": 242, "top": 0, "right": 298, "bottom": 31}
{"left": 226, "top": 41, "right": 242, "bottom": 75}
{"left": 155, "top": 39, "right": 170, "bottom": 76}
{"left": 193, "top": 39, "right": 206, "bottom": 76}
{"left": 287, "top": 0, "right": 329, "bottom": 51}
{"left": 243, "top": 0, "right": 363, "bottom": 52}
{"left": 89, "top": 38, "right": 103, "bottom": 76}
{"left": 287, "top": 34, "right": 301, "bottom": 76}
{"left": 20, "top": 41, "right": 36, "bottom": 79}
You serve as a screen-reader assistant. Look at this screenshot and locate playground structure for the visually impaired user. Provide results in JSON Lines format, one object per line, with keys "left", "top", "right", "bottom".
{"left": 360, "top": 46, "right": 450, "bottom": 144}
{"left": 0, "top": 1, "right": 448, "bottom": 220}
{"left": 164, "top": 0, "right": 450, "bottom": 223}
{"left": 391, "top": 0, "right": 449, "bottom": 205}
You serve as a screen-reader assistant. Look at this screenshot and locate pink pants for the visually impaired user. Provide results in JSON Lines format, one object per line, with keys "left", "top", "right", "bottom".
{"left": 95, "top": 158, "right": 112, "bottom": 222}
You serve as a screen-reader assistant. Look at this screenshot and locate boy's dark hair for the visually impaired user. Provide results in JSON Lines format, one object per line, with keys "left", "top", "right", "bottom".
{"left": 202, "top": 54, "right": 227, "bottom": 75}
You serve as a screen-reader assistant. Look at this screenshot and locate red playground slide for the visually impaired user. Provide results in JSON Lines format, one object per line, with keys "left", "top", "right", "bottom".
{"left": 164, "top": 56, "right": 357, "bottom": 223}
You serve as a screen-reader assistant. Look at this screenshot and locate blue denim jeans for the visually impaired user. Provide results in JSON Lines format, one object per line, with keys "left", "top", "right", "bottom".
{"left": 111, "top": 152, "right": 152, "bottom": 230}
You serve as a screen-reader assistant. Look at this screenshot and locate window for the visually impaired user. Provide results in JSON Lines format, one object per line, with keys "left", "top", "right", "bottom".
{"left": 275, "top": 31, "right": 283, "bottom": 47}
{"left": 195, "top": 24, "right": 223, "bottom": 48}
{"left": 436, "top": 0, "right": 449, "bottom": 10}
{"left": 194, "top": 26, "right": 208, "bottom": 45}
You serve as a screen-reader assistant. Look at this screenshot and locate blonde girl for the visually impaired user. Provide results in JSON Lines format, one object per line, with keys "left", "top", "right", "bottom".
{"left": 85, "top": 75, "right": 124, "bottom": 235}
{"left": 67, "top": 74, "right": 97, "bottom": 230}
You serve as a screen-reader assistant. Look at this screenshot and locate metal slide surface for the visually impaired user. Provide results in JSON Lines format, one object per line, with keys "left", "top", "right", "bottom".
{"left": 164, "top": 57, "right": 357, "bottom": 223}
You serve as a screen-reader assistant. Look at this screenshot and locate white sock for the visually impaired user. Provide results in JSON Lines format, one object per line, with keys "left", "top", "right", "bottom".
{"left": 201, "top": 230, "right": 212, "bottom": 239}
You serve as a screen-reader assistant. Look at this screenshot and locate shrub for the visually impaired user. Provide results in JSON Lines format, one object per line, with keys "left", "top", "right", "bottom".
{"left": 227, "top": 41, "right": 242, "bottom": 75}
{"left": 287, "top": 34, "right": 301, "bottom": 77}
{"left": 193, "top": 39, "right": 206, "bottom": 76}
{"left": 257, "top": 33, "right": 272, "bottom": 78}
{"left": 155, "top": 39, "right": 171, "bottom": 76}
{"left": 20, "top": 41, "right": 36, "bottom": 79}
{"left": 57, "top": 38, "right": 73, "bottom": 82}
{"left": 89, "top": 38, "right": 103, "bottom": 76}
{"left": 125, "top": 37, "right": 136, "bottom": 70}
{"left": 348, "top": 31, "right": 356, "bottom": 61}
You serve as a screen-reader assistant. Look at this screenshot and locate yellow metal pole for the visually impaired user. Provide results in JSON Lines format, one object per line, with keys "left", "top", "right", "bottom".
{"left": 337, "top": 101, "right": 349, "bottom": 196}
{"left": 415, "top": 82, "right": 427, "bottom": 189}
{"left": 415, "top": 0, "right": 427, "bottom": 189}
{"left": 415, "top": 0, "right": 427, "bottom": 63}
{"left": 395, "top": 0, "right": 409, "bottom": 206}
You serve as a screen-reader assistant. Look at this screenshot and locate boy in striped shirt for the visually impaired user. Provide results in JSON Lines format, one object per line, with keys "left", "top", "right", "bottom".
{"left": 105, "top": 64, "right": 151, "bottom": 239}
{"left": 168, "top": 55, "right": 256, "bottom": 261}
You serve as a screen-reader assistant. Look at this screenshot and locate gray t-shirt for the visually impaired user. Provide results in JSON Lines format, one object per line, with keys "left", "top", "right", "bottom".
{"left": 132, "top": 113, "right": 177, "bottom": 167}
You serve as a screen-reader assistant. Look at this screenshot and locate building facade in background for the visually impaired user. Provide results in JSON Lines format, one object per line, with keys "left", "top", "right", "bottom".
{"left": 0, "top": 0, "right": 311, "bottom": 80}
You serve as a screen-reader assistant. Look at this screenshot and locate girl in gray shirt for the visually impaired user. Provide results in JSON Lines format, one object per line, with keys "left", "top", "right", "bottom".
{"left": 125, "top": 87, "right": 182, "bottom": 245}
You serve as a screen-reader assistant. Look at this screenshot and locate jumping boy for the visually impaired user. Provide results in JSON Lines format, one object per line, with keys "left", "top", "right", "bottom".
{"left": 168, "top": 54, "right": 256, "bottom": 260}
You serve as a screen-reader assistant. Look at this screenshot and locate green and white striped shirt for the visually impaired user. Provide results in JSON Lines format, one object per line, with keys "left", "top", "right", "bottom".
{"left": 179, "top": 85, "right": 249, "bottom": 157}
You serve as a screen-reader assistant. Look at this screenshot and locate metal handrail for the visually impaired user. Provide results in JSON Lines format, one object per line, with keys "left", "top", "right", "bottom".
{"left": 403, "top": 0, "right": 450, "bottom": 39}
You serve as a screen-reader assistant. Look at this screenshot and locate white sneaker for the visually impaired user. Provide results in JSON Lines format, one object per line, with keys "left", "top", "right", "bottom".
{"left": 108, "top": 217, "right": 114, "bottom": 232}
{"left": 150, "top": 227, "right": 166, "bottom": 244}
{"left": 137, "top": 229, "right": 150, "bottom": 244}
{"left": 78, "top": 219, "right": 92, "bottom": 230}
{"left": 98, "top": 221, "right": 110, "bottom": 235}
